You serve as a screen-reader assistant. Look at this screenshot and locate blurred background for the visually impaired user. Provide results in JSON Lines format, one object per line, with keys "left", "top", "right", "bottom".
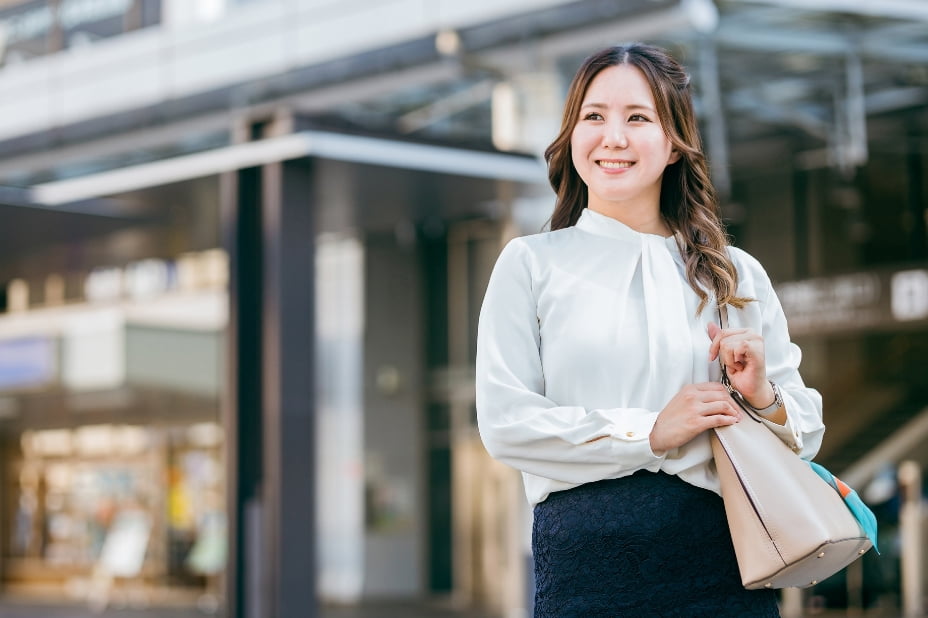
{"left": 0, "top": 0, "right": 925, "bottom": 617}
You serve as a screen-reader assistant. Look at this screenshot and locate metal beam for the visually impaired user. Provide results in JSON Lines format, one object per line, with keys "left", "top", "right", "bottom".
{"left": 0, "top": 112, "right": 231, "bottom": 180}
{"left": 840, "top": 50, "right": 868, "bottom": 171}
{"left": 726, "top": 81, "right": 928, "bottom": 132}
{"left": 715, "top": 24, "right": 849, "bottom": 56}
{"left": 397, "top": 79, "right": 496, "bottom": 133}
{"left": 863, "top": 20, "right": 928, "bottom": 44}
{"left": 729, "top": 0, "right": 928, "bottom": 22}
{"left": 30, "top": 131, "right": 546, "bottom": 206}
{"left": 0, "top": 61, "right": 461, "bottom": 180}
{"left": 478, "top": 0, "right": 717, "bottom": 69}
{"left": 726, "top": 91, "right": 830, "bottom": 140}
{"left": 698, "top": 40, "right": 731, "bottom": 198}
{"left": 0, "top": 184, "right": 139, "bottom": 218}
{"left": 716, "top": 24, "right": 928, "bottom": 64}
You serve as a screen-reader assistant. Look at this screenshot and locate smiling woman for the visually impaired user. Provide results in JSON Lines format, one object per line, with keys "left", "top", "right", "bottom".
{"left": 545, "top": 45, "right": 750, "bottom": 315}
{"left": 476, "top": 43, "right": 825, "bottom": 617}
{"left": 569, "top": 64, "right": 679, "bottom": 234}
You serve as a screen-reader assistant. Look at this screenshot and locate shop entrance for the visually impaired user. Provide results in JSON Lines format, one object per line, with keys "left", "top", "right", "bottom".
{"left": 1, "top": 129, "right": 546, "bottom": 615}
{"left": 424, "top": 218, "right": 529, "bottom": 614}
{"left": 0, "top": 185, "right": 227, "bottom": 608}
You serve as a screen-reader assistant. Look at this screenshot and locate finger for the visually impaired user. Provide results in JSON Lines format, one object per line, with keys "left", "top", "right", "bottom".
{"left": 701, "top": 400, "right": 741, "bottom": 418}
{"left": 729, "top": 340, "right": 764, "bottom": 373}
{"left": 694, "top": 413, "right": 740, "bottom": 434}
{"left": 709, "top": 413, "right": 741, "bottom": 427}
{"left": 721, "top": 332, "right": 763, "bottom": 355}
{"left": 718, "top": 344, "right": 740, "bottom": 370}
{"left": 692, "top": 384, "right": 734, "bottom": 400}
{"left": 730, "top": 344, "right": 749, "bottom": 369}
{"left": 720, "top": 337, "right": 757, "bottom": 369}
{"left": 707, "top": 325, "right": 751, "bottom": 360}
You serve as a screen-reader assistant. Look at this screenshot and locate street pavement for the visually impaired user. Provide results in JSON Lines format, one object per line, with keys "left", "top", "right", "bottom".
{"left": 0, "top": 599, "right": 902, "bottom": 617}
{"left": 0, "top": 598, "right": 501, "bottom": 618}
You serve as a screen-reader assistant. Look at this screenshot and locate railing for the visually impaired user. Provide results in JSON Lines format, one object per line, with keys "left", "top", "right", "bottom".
{"left": 781, "top": 456, "right": 927, "bottom": 617}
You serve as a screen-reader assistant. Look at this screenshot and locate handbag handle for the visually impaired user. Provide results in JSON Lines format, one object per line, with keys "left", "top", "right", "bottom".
{"left": 717, "top": 306, "right": 763, "bottom": 424}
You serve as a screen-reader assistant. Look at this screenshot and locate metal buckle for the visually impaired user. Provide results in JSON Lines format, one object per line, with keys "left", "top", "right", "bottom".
{"left": 720, "top": 364, "right": 763, "bottom": 423}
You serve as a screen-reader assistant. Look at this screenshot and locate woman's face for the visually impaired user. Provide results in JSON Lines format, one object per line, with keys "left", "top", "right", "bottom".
{"left": 570, "top": 64, "right": 679, "bottom": 216}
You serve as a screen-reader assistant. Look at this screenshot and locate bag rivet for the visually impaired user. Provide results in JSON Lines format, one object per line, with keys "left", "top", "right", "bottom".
{"left": 817, "top": 552, "right": 825, "bottom": 558}
{"left": 764, "top": 583, "right": 772, "bottom": 588}
{"left": 859, "top": 549, "right": 866, "bottom": 555}
{"left": 811, "top": 580, "right": 818, "bottom": 586}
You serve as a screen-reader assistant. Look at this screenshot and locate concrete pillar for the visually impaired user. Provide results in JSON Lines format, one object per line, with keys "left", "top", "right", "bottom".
{"left": 899, "top": 460, "right": 923, "bottom": 618}
{"left": 780, "top": 587, "right": 803, "bottom": 618}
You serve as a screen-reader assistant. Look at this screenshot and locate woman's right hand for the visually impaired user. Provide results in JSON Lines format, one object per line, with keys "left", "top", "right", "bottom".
{"left": 649, "top": 383, "right": 742, "bottom": 455}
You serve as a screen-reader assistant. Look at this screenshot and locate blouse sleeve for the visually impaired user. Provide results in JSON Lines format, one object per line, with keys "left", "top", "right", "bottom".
{"left": 754, "top": 271, "right": 826, "bottom": 461}
{"left": 475, "top": 239, "right": 667, "bottom": 485}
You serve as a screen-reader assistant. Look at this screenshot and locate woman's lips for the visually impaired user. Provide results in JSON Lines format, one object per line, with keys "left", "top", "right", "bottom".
{"left": 596, "top": 160, "right": 634, "bottom": 169}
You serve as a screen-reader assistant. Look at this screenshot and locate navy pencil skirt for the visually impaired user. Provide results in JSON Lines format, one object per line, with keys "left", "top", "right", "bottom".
{"left": 531, "top": 470, "right": 780, "bottom": 617}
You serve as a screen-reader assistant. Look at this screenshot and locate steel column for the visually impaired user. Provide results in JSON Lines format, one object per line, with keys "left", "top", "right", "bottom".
{"left": 223, "top": 152, "right": 317, "bottom": 617}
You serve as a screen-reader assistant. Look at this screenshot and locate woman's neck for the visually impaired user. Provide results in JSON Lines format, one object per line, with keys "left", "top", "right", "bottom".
{"left": 588, "top": 204, "right": 671, "bottom": 237}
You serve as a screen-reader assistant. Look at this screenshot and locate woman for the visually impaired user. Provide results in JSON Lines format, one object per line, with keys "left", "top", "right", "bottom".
{"left": 475, "top": 44, "right": 825, "bottom": 617}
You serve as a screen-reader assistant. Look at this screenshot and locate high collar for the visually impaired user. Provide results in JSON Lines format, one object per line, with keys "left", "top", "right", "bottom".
{"left": 575, "top": 207, "right": 681, "bottom": 254}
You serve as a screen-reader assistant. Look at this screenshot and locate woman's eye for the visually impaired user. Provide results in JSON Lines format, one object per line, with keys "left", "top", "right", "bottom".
{"left": 629, "top": 113, "right": 651, "bottom": 122}
{"left": 583, "top": 112, "right": 603, "bottom": 121}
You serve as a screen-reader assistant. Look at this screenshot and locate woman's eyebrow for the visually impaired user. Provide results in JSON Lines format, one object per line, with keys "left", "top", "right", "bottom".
{"left": 580, "top": 102, "right": 656, "bottom": 112}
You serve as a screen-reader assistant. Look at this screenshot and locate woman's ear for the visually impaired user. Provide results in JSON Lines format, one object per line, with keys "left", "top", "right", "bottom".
{"left": 668, "top": 149, "right": 681, "bottom": 164}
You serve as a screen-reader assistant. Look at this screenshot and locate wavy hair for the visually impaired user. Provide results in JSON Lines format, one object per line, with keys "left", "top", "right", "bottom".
{"left": 544, "top": 44, "right": 750, "bottom": 312}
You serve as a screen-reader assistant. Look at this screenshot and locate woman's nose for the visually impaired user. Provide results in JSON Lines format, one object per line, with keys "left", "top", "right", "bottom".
{"left": 602, "top": 121, "right": 628, "bottom": 148}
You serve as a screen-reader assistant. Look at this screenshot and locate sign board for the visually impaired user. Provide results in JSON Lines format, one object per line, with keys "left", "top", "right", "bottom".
{"left": 777, "top": 267, "right": 928, "bottom": 337}
{"left": 0, "top": 335, "right": 56, "bottom": 391}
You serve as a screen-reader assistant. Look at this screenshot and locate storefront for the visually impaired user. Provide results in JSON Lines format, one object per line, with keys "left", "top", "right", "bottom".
{"left": 0, "top": 128, "right": 545, "bottom": 614}
{"left": 0, "top": 185, "right": 229, "bottom": 606}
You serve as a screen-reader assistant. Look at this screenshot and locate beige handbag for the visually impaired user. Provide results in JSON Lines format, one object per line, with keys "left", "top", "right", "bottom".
{"left": 710, "top": 309, "right": 874, "bottom": 590}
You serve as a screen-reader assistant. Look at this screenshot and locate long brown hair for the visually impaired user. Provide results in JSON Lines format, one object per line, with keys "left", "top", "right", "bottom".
{"left": 544, "top": 44, "right": 750, "bottom": 312}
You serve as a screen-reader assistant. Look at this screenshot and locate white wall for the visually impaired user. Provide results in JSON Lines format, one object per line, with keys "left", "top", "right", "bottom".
{"left": 316, "top": 235, "right": 366, "bottom": 602}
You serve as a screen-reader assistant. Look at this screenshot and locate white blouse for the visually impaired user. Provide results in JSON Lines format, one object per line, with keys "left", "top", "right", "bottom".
{"left": 475, "top": 208, "right": 825, "bottom": 506}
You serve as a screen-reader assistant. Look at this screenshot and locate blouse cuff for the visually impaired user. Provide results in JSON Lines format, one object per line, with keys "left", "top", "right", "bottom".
{"left": 760, "top": 413, "right": 803, "bottom": 454}
{"left": 607, "top": 410, "right": 667, "bottom": 468}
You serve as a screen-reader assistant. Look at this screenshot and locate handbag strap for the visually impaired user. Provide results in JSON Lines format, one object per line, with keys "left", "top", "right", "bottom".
{"left": 717, "top": 305, "right": 763, "bottom": 423}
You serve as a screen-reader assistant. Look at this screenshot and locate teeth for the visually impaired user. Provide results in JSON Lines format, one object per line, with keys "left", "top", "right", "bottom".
{"left": 598, "top": 161, "right": 632, "bottom": 169}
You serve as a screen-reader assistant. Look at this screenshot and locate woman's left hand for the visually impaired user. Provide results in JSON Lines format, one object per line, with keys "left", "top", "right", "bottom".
{"left": 707, "top": 322, "right": 776, "bottom": 409}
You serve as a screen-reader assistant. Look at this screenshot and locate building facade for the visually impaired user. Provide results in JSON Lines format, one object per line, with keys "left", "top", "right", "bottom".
{"left": 0, "top": 1, "right": 926, "bottom": 616}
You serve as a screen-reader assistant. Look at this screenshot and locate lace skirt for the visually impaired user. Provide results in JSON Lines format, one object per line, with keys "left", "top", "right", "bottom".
{"left": 531, "top": 470, "right": 780, "bottom": 618}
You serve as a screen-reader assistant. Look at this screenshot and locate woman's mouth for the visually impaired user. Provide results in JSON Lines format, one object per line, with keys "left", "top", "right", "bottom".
{"left": 597, "top": 160, "right": 633, "bottom": 169}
